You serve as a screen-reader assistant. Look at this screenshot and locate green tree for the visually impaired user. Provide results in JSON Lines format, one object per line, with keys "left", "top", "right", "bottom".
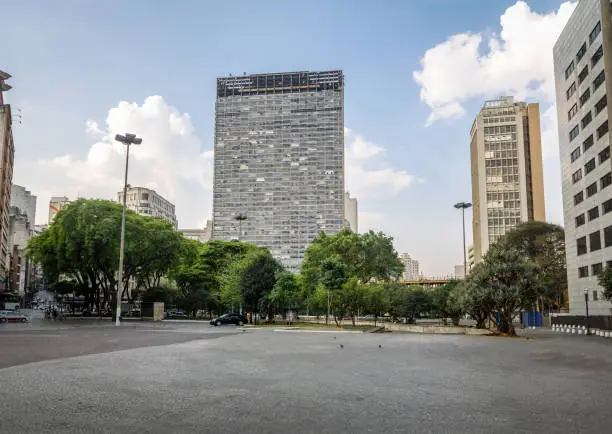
{"left": 320, "top": 256, "right": 348, "bottom": 324}
{"left": 341, "top": 278, "right": 368, "bottom": 326}
{"left": 363, "top": 284, "right": 388, "bottom": 326}
{"left": 432, "top": 280, "right": 463, "bottom": 325}
{"left": 269, "top": 272, "right": 303, "bottom": 315}
{"left": 597, "top": 267, "right": 612, "bottom": 301}
{"left": 491, "top": 221, "right": 566, "bottom": 307}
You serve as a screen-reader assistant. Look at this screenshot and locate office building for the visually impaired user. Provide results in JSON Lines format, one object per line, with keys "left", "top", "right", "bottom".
{"left": 0, "top": 71, "right": 15, "bottom": 281}
{"left": 400, "top": 253, "right": 420, "bottom": 281}
{"left": 7, "top": 185, "right": 37, "bottom": 298}
{"left": 212, "top": 70, "right": 345, "bottom": 270}
{"left": 179, "top": 220, "right": 213, "bottom": 243}
{"left": 344, "top": 192, "right": 358, "bottom": 232}
{"left": 470, "top": 96, "right": 546, "bottom": 263}
{"left": 48, "top": 196, "right": 70, "bottom": 223}
{"left": 117, "top": 186, "right": 177, "bottom": 228}
{"left": 553, "top": 0, "right": 612, "bottom": 315}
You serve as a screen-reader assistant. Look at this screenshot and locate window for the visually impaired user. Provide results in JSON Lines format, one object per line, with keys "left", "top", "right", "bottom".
{"left": 585, "top": 158, "right": 596, "bottom": 174}
{"left": 579, "top": 266, "right": 589, "bottom": 278}
{"left": 574, "top": 191, "right": 584, "bottom": 205}
{"left": 587, "top": 182, "right": 598, "bottom": 197}
{"left": 601, "top": 172, "right": 612, "bottom": 189}
{"left": 599, "top": 147, "right": 610, "bottom": 164}
{"left": 566, "top": 61, "right": 575, "bottom": 79}
{"left": 567, "top": 82, "right": 577, "bottom": 100}
{"left": 572, "top": 168, "right": 582, "bottom": 183}
{"left": 592, "top": 263, "right": 603, "bottom": 276}
{"left": 594, "top": 70, "right": 605, "bottom": 91}
{"left": 570, "top": 125, "right": 580, "bottom": 142}
{"left": 590, "top": 230, "right": 601, "bottom": 251}
{"left": 577, "top": 43, "right": 587, "bottom": 62}
{"left": 608, "top": 260, "right": 612, "bottom": 269}
{"left": 597, "top": 121, "right": 609, "bottom": 139}
{"left": 580, "top": 88, "right": 591, "bottom": 107}
{"left": 578, "top": 65, "right": 589, "bottom": 84}
{"left": 604, "top": 198, "right": 612, "bottom": 214}
{"left": 568, "top": 104, "right": 578, "bottom": 121}
{"left": 581, "top": 111, "right": 592, "bottom": 129}
{"left": 584, "top": 134, "right": 594, "bottom": 152}
{"left": 593, "top": 290, "right": 599, "bottom": 301}
{"left": 590, "top": 21, "right": 601, "bottom": 44}
{"left": 606, "top": 225, "right": 612, "bottom": 247}
{"left": 592, "top": 46, "right": 603, "bottom": 67}
{"left": 577, "top": 236, "right": 588, "bottom": 255}
{"left": 571, "top": 146, "right": 581, "bottom": 163}
{"left": 588, "top": 206, "right": 600, "bottom": 221}
{"left": 576, "top": 214, "right": 585, "bottom": 226}
{"left": 595, "top": 95, "right": 607, "bottom": 115}
{"left": 141, "top": 193, "right": 149, "bottom": 200}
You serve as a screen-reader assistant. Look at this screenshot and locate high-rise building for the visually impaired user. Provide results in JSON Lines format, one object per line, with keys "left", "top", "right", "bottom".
{"left": 553, "top": 0, "right": 612, "bottom": 315}
{"left": 212, "top": 70, "right": 345, "bottom": 270}
{"left": 117, "top": 186, "right": 177, "bottom": 228}
{"left": 400, "top": 253, "right": 420, "bottom": 281}
{"left": 0, "top": 70, "right": 15, "bottom": 280}
{"left": 344, "top": 192, "right": 358, "bottom": 232}
{"left": 48, "top": 196, "right": 70, "bottom": 224}
{"left": 470, "top": 96, "right": 546, "bottom": 263}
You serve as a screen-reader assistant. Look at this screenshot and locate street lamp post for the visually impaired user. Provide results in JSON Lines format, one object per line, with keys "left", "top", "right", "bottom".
{"left": 114, "top": 133, "right": 142, "bottom": 326}
{"left": 234, "top": 212, "right": 247, "bottom": 316}
{"left": 454, "top": 202, "right": 472, "bottom": 278}
{"left": 584, "top": 288, "right": 590, "bottom": 335}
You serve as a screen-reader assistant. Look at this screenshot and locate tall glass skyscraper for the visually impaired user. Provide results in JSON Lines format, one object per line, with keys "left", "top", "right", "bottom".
{"left": 212, "top": 70, "right": 345, "bottom": 270}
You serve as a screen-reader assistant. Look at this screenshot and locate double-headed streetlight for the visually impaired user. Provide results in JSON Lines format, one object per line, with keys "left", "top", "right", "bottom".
{"left": 114, "top": 133, "right": 142, "bottom": 326}
{"left": 234, "top": 212, "right": 247, "bottom": 241}
{"left": 454, "top": 202, "right": 472, "bottom": 278}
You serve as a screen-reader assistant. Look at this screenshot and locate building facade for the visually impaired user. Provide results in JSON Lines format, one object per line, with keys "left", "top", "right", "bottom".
{"left": 48, "top": 196, "right": 70, "bottom": 224}
{"left": 212, "top": 70, "right": 345, "bottom": 270}
{"left": 0, "top": 71, "right": 15, "bottom": 281}
{"left": 344, "top": 192, "right": 358, "bottom": 232}
{"left": 400, "top": 253, "right": 421, "bottom": 281}
{"left": 179, "top": 220, "right": 213, "bottom": 243}
{"left": 553, "top": 0, "right": 612, "bottom": 315}
{"left": 470, "top": 96, "right": 546, "bottom": 263}
{"left": 117, "top": 186, "right": 177, "bottom": 228}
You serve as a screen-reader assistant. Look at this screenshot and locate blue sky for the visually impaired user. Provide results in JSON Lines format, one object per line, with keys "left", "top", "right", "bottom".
{"left": 1, "top": 0, "right": 576, "bottom": 275}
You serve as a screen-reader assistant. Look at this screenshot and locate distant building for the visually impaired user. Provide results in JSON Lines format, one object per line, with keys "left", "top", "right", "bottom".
{"left": 7, "top": 185, "right": 37, "bottom": 299}
{"left": 470, "top": 96, "right": 546, "bottom": 263}
{"left": 48, "top": 196, "right": 70, "bottom": 224}
{"left": 0, "top": 70, "right": 15, "bottom": 280}
{"left": 117, "top": 186, "right": 177, "bottom": 228}
{"left": 212, "top": 70, "right": 345, "bottom": 271}
{"left": 454, "top": 265, "right": 466, "bottom": 280}
{"left": 553, "top": 0, "right": 612, "bottom": 315}
{"left": 179, "top": 220, "right": 213, "bottom": 243}
{"left": 344, "top": 192, "right": 358, "bottom": 232}
{"left": 400, "top": 253, "right": 420, "bottom": 281}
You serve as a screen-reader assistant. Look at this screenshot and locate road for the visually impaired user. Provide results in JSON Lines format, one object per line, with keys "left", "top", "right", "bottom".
{"left": 1, "top": 322, "right": 611, "bottom": 433}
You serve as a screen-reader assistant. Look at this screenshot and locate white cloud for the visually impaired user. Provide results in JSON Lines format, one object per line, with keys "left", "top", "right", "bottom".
{"left": 345, "top": 129, "right": 415, "bottom": 198}
{"left": 16, "top": 96, "right": 213, "bottom": 227}
{"left": 413, "top": 0, "right": 576, "bottom": 137}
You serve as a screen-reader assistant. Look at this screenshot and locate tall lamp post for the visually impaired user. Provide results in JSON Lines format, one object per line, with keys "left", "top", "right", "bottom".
{"left": 584, "top": 288, "right": 590, "bottom": 335}
{"left": 454, "top": 202, "right": 472, "bottom": 278}
{"left": 234, "top": 212, "right": 247, "bottom": 315}
{"left": 114, "top": 133, "right": 142, "bottom": 326}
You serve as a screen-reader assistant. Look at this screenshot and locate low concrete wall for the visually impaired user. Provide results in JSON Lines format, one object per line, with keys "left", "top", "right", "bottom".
{"left": 385, "top": 323, "right": 493, "bottom": 335}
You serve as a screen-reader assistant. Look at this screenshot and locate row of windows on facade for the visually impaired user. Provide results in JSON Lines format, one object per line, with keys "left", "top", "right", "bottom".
{"left": 485, "top": 141, "right": 518, "bottom": 152}
{"left": 483, "top": 116, "right": 516, "bottom": 124}
{"left": 565, "top": 21, "right": 601, "bottom": 80}
{"left": 483, "top": 125, "right": 517, "bottom": 135}
{"left": 482, "top": 107, "right": 517, "bottom": 117}
{"left": 578, "top": 262, "right": 612, "bottom": 283}
{"left": 576, "top": 194, "right": 612, "bottom": 227}
{"left": 488, "top": 217, "right": 521, "bottom": 227}
{"left": 568, "top": 86, "right": 606, "bottom": 124}
{"left": 576, "top": 225, "right": 612, "bottom": 257}
{"left": 573, "top": 172, "right": 612, "bottom": 206}
{"left": 571, "top": 146, "right": 610, "bottom": 183}
{"left": 570, "top": 119, "right": 608, "bottom": 144}
{"left": 571, "top": 129, "right": 609, "bottom": 165}
{"left": 568, "top": 81, "right": 606, "bottom": 141}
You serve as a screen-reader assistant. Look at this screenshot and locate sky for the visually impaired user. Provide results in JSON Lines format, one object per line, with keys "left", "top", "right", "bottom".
{"left": 1, "top": 0, "right": 578, "bottom": 276}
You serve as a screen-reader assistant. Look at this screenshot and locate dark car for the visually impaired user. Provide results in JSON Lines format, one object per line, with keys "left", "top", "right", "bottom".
{"left": 210, "top": 313, "right": 248, "bottom": 326}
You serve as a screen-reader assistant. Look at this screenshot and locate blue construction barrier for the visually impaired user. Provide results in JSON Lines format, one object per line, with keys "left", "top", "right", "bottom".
{"left": 522, "top": 311, "right": 542, "bottom": 327}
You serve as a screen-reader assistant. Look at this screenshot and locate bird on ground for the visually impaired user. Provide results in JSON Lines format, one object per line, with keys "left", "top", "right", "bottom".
{"left": 378, "top": 344, "right": 382, "bottom": 349}
{"left": 340, "top": 344, "right": 344, "bottom": 349}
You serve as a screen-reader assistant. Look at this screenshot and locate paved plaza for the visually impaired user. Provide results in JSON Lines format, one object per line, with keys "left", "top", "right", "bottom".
{"left": 1, "top": 320, "right": 611, "bottom": 433}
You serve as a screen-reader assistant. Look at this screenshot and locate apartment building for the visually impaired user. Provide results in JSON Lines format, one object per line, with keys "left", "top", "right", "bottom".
{"left": 553, "top": 0, "right": 612, "bottom": 315}
{"left": 179, "top": 220, "right": 213, "bottom": 243}
{"left": 470, "top": 96, "right": 546, "bottom": 263}
{"left": 344, "top": 192, "right": 358, "bottom": 232}
{"left": 117, "top": 186, "right": 177, "bottom": 228}
{"left": 400, "top": 253, "right": 421, "bottom": 281}
{"left": 0, "top": 71, "right": 15, "bottom": 280}
{"left": 48, "top": 196, "right": 70, "bottom": 223}
{"left": 212, "top": 70, "right": 345, "bottom": 270}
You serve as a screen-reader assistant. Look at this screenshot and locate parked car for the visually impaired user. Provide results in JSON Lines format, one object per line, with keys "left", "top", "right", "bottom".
{"left": 0, "top": 310, "right": 29, "bottom": 323}
{"left": 210, "top": 313, "right": 248, "bottom": 326}
{"left": 166, "top": 311, "right": 189, "bottom": 320}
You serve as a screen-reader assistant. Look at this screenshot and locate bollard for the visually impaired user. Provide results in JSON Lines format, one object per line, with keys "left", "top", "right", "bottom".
{"left": 606, "top": 331, "right": 611, "bottom": 338}
{"left": 578, "top": 329, "right": 583, "bottom": 335}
